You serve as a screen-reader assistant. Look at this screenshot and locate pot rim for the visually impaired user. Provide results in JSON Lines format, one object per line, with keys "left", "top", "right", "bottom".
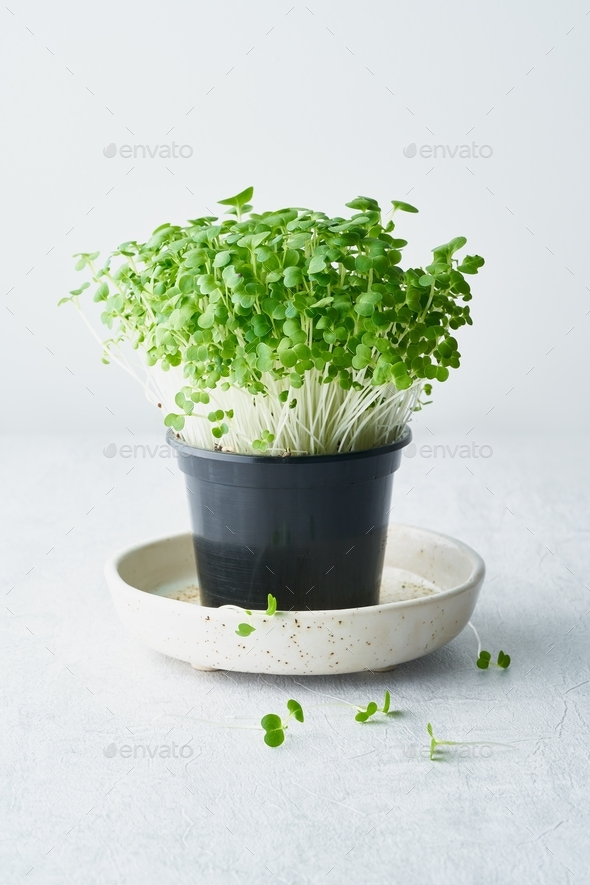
{"left": 166, "top": 425, "right": 412, "bottom": 464}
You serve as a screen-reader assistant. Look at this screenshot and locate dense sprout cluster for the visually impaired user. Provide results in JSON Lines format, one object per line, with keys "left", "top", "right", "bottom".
{"left": 65, "top": 188, "right": 483, "bottom": 454}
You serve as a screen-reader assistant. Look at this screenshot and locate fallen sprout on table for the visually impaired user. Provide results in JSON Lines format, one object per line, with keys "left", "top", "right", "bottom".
{"left": 172, "top": 629, "right": 514, "bottom": 749}
{"left": 477, "top": 649, "right": 511, "bottom": 670}
{"left": 172, "top": 675, "right": 516, "bottom": 753}
{"left": 426, "top": 722, "right": 515, "bottom": 761}
{"left": 235, "top": 593, "right": 277, "bottom": 636}
{"left": 354, "top": 690, "right": 395, "bottom": 722}
{"left": 469, "top": 621, "right": 511, "bottom": 670}
{"left": 261, "top": 700, "right": 304, "bottom": 747}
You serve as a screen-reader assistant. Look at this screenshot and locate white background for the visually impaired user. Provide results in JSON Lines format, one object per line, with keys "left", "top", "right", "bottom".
{"left": 1, "top": 0, "right": 589, "bottom": 440}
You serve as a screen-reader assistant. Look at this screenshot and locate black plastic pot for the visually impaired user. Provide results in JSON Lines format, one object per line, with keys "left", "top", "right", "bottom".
{"left": 168, "top": 428, "right": 411, "bottom": 611}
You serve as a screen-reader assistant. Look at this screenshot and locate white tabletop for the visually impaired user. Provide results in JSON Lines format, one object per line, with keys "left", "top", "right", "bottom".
{"left": 2, "top": 431, "right": 588, "bottom": 884}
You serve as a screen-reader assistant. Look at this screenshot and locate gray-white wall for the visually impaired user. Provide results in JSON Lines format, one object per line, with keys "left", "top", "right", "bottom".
{"left": 2, "top": 0, "right": 588, "bottom": 437}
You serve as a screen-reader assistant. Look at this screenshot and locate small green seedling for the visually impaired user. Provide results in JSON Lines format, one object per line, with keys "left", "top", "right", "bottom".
{"left": 236, "top": 594, "right": 277, "bottom": 636}
{"left": 355, "top": 690, "right": 392, "bottom": 722}
{"left": 469, "top": 623, "right": 510, "bottom": 670}
{"left": 427, "top": 722, "right": 480, "bottom": 760}
{"left": 426, "top": 722, "right": 513, "bottom": 761}
{"left": 261, "top": 699, "right": 304, "bottom": 747}
{"left": 252, "top": 430, "right": 276, "bottom": 453}
{"left": 235, "top": 620, "right": 256, "bottom": 637}
{"left": 427, "top": 722, "right": 461, "bottom": 760}
{"left": 476, "top": 650, "right": 511, "bottom": 670}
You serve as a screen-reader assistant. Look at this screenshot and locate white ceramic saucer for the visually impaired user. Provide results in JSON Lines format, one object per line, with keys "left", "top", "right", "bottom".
{"left": 105, "top": 524, "right": 484, "bottom": 675}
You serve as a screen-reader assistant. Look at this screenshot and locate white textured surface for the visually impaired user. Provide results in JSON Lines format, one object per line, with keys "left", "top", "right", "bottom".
{"left": 2, "top": 431, "right": 589, "bottom": 884}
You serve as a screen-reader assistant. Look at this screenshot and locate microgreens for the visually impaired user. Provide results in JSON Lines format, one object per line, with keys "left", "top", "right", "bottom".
{"left": 427, "top": 722, "right": 480, "bottom": 761}
{"left": 65, "top": 189, "right": 483, "bottom": 455}
{"left": 261, "top": 699, "right": 304, "bottom": 747}
{"left": 468, "top": 622, "right": 511, "bottom": 670}
{"left": 477, "top": 650, "right": 511, "bottom": 670}
{"left": 355, "top": 690, "right": 393, "bottom": 722}
{"left": 235, "top": 593, "right": 277, "bottom": 636}
{"left": 426, "top": 723, "right": 514, "bottom": 761}
{"left": 234, "top": 621, "right": 255, "bottom": 638}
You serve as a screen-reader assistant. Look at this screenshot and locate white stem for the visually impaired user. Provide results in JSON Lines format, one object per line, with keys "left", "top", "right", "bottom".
{"left": 74, "top": 307, "right": 423, "bottom": 454}
{"left": 169, "top": 714, "right": 262, "bottom": 730}
{"left": 468, "top": 621, "right": 482, "bottom": 657}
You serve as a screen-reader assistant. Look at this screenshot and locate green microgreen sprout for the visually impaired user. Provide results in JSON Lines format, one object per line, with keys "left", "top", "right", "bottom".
{"left": 65, "top": 189, "right": 484, "bottom": 456}
{"left": 252, "top": 429, "right": 275, "bottom": 453}
{"left": 354, "top": 690, "right": 394, "bottom": 722}
{"left": 235, "top": 617, "right": 255, "bottom": 638}
{"left": 468, "top": 622, "right": 511, "bottom": 670}
{"left": 477, "top": 650, "right": 511, "bottom": 670}
{"left": 235, "top": 593, "right": 277, "bottom": 636}
{"left": 217, "top": 185, "right": 254, "bottom": 222}
{"left": 426, "top": 723, "right": 514, "bottom": 761}
{"left": 261, "top": 699, "right": 304, "bottom": 747}
{"left": 427, "top": 722, "right": 474, "bottom": 761}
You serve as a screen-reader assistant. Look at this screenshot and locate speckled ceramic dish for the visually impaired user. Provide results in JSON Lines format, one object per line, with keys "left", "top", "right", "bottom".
{"left": 105, "top": 524, "right": 485, "bottom": 675}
